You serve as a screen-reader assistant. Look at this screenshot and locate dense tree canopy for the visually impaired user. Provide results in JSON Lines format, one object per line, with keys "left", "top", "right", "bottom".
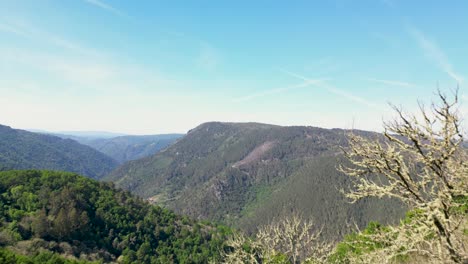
{"left": 107, "top": 122, "right": 404, "bottom": 240}
{"left": 0, "top": 170, "right": 230, "bottom": 263}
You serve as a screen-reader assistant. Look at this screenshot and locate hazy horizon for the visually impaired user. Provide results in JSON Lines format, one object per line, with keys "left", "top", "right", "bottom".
{"left": 12, "top": 120, "right": 379, "bottom": 136}
{"left": 1, "top": 1, "right": 467, "bottom": 134}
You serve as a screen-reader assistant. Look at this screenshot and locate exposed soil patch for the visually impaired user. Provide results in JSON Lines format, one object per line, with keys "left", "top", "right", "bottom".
{"left": 232, "top": 141, "right": 276, "bottom": 168}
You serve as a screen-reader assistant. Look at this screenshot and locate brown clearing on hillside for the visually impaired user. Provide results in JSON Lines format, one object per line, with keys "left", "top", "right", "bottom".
{"left": 232, "top": 141, "right": 276, "bottom": 168}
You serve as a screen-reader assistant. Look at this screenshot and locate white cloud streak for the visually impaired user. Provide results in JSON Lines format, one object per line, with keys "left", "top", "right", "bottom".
{"left": 366, "top": 78, "right": 419, "bottom": 88}
{"left": 325, "top": 84, "right": 380, "bottom": 109}
{"left": 0, "top": 20, "right": 100, "bottom": 57}
{"left": 282, "top": 69, "right": 381, "bottom": 109}
{"left": 83, "top": 1, "right": 220, "bottom": 72}
{"left": 83, "top": 0, "right": 129, "bottom": 18}
{"left": 409, "top": 27, "right": 464, "bottom": 84}
{"left": 232, "top": 79, "right": 327, "bottom": 103}
{"left": 0, "top": 22, "right": 28, "bottom": 37}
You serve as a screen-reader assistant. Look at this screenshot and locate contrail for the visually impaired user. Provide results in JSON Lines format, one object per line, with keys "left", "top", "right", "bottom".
{"left": 281, "top": 69, "right": 382, "bottom": 109}
{"left": 233, "top": 79, "right": 326, "bottom": 103}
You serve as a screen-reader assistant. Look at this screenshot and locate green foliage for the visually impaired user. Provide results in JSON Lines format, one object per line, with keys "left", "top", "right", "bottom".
{"left": 0, "top": 170, "right": 229, "bottom": 263}
{"left": 0, "top": 248, "right": 97, "bottom": 264}
{"left": 328, "top": 202, "right": 468, "bottom": 263}
{"left": 0, "top": 125, "right": 118, "bottom": 179}
{"left": 328, "top": 222, "right": 390, "bottom": 263}
{"left": 0, "top": 248, "right": 99, "bottom": 264}
{"left": 452, "top": 195, "right": 468, "bottom": 215}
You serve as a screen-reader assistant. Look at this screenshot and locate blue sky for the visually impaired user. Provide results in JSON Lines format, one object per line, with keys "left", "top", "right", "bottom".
{"left": 0, "top": 0, "right": 467, "bottom": 134}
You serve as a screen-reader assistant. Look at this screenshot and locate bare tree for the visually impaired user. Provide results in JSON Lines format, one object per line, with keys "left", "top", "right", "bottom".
{"left": 223, "top": 232, "right": 263, "bottom": 264}
{"left": 257, "top": 213, "right": 331, "bottom": 264}
{"left": 339, "top": 91, "right": 468, "bottom": 263}
{"left": 223, "top": 213, "right": 331, "bottom": 263}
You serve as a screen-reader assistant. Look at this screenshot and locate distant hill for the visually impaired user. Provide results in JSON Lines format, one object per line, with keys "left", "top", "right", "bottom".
{"left": 0, "top": 125, "right": 118, "bottom": 179}
{"left": 65, "top": 134, "right": 183, "bottom": 163}
{"left": 33, "top": 130, "right": 184, "bottom": 163}
{"left": 0, "top": 170, "right": 227, "bottom": 263}
{"left": 27, "top": 130, "right": 128, "bottom": 139}
{"left": 57, "top": 130, "right": 128, "bottom": 138}
{"left": 79, "top": 134, "right": 184, "bottom": 163}
{"left": 106, "top": 122, "right": 405, "bottom": 240}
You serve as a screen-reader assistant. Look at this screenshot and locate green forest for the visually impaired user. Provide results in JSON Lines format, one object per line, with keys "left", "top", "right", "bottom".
{"left": 0, "top": 170, "right": 230, "bottom": 263}
{"left": 0, "top": 125, "right": 118, "bottom": 179}
{"left": 54, "top": 134, "right": 184, "bottom": 164}
{"left": 106, "top": 122, "right": 404, "bottom": 239}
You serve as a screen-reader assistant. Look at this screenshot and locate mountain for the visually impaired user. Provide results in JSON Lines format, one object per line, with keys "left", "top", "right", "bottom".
{"left": 0, "top": 125, "right": 118, "bottom": 179}
{"left": 77, "top": 134, "right": 184, "bottom": 163}
{"left": 106, "top": 122, "right": 405, "bottom": 240}
{"left": 26, "top": 130, "right": 128, "bottom": 139}
{"left": 34, "top": 130, "right": 184, "bottom": 163}
{"left": 0, "top": 170, "right": 228, "bottom": 263}
{"left": 56, "top": 131, "right": 128, "bottom": 138}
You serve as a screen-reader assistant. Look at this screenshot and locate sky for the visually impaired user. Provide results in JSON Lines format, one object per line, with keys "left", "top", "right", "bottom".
{"left": 0, "top": 0, "right": 467, "bottom": 134}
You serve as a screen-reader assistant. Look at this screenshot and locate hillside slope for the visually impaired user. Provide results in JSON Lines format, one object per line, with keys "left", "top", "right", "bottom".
{"left": 106, "top": 122, "right": 405, "bottom": 239}
{"left": 0, "top": 125, "right": 118, "bottom": 179}
{"left": 51, "top": 133, "right": 183, "bottom": 163}
{"left": 82, "top": 134, "right": 183, "bottom": 163}
{"left": 0, "top": 170, "right": 228, "bottom": 263}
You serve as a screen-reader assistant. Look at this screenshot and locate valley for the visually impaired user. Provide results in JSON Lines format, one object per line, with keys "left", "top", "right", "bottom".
{"left": 0, "top": 125, "right": 118, "bottom": 179}
{"left": 1, "top": 1, "right": 466, "bottom": 261}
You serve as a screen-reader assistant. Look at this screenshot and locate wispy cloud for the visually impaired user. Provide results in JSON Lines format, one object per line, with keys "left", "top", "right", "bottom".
{"left": 0, "top": 45, "right": 185, "bottom": 98}
{"left": 300, "top": 57, "right": 342, "bottom": 77}
{"left": 282, "top": 69, "right": 381, "bottom": 109}
{"left": 366, "top": 78, "right": 418, "bottom": 88}
{"left": 0, "top": 22, "right": 28, "bottom": 37}
{"left": 83, "top": 0, "right": 129, "bottom": 18}
{"left": 325, "top": 84, "right": 380, "bottom": 109}
{"left": 0, "top": 48, "right": 113, "bottom": 91}
{"left": 0, "top": 18, "right": 183, "bottom": 95}
{"left": 0, "top": 19, "right": 100, "bottom": 57}
{"left": 232, "top": 79, "right": 327, "bottom": 103}
{"left": 409, "top": 27, "right": 464, "bottom": 84}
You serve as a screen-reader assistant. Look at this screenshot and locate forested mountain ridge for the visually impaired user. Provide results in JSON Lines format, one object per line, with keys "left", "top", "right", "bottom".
{"left": 0, "top": 125, "right": 118, "bottom": 179}
{"left": 46, "top": 132, "right": 184, "bottom": 163}
{"left": 0, "top": 170, "right": 229, "bottom": 263}
{"left": 106, "top": 122, "right": 405, "bottom": 240}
